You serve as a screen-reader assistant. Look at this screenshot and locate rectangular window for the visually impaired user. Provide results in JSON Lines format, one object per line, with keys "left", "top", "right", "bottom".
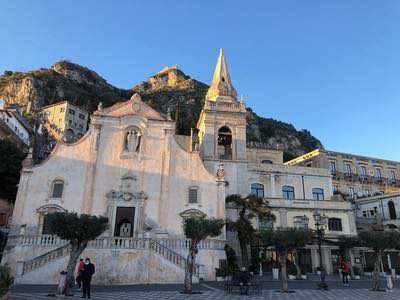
{"left": 52, "top": 183, "right": 64, "bottom": 198}
{"left": 333, "top": 185, "right": 338, "bottom": 193}
{"left": 282, "top": 186, "right": 295, "bottom": 200}
{"left": 188, "top": 188, "right": 198, "bottom": 204}
{"left": 360, "top": 166, "right": 367, "bottom": 180}
{"left": 328, "top": 218, "right": 342, "bottom": 231}
{"left": 60, "top": 107, "right": 65, "bottom": 112}
{"left": 312, "top": 188, "right": 324, "bottom": 201}
{"left": 0, "top": 213, "right": 7, "bottom": 226}
{"left": 251, "top": 183, "right": 264, "bottom": 198}
{"left": 68, "top": 109, "right": 75, "bottom": 115}
{"left": 329, "top": 161, "right": 336, "bottom": 175}
{"left": 348, "top": 187, "right": 354, "bottom": 198}
{"left": 79, "top": 113, "right": 86, "bottom": 120}
{"left": 390, "top": 170, "right": 396, "bottom": 181}
{"left": 362, "top": 211, "right": 367, "bottom": 218}
{"left": 345, "top": 163, "right": 352, "bottom": 176}
{"left": 375, "top": 168, "right": 382, "bottom": 179}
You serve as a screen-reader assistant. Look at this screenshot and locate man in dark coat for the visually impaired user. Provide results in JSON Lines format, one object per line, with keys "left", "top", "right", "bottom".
{"left": 81, "top": 258, "right": 95, "bottom": 299}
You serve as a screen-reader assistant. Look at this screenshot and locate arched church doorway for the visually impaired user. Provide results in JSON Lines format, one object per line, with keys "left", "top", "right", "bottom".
{"left": 114, "top": 207, "right": 135, "bottom": 237}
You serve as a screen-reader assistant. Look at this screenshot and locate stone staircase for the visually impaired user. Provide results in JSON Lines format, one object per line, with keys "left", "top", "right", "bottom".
{"left": 17, "top": 236, "right": 202, "bottom": 280}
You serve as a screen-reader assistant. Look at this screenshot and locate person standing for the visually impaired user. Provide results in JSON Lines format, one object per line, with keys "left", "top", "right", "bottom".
{"left": 76, "top": 259, "right": 84, "bottom": 291}
{"left": 81, "top": 258, "right": 95, "bottom": 299}
{"left": 341, "top": 260, "right": 350, "bottom": 287}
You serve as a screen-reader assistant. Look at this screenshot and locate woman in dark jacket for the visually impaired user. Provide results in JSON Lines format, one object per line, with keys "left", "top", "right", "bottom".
{"left": 81, "top": 258, "right": 95, "bottom": 299}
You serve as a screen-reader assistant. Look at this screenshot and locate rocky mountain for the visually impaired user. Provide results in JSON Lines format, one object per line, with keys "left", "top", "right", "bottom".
{"left": 0, "top": 61, "right": 323, "bottom": 161}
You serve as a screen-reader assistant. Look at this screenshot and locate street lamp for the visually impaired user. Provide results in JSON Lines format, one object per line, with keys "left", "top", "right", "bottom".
{"left": 313, "top": 209, "right": 328, "bottom": 289}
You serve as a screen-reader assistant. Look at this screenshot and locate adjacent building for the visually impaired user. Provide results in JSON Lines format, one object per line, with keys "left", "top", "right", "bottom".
{"left": 285, "top": 149, "right": 400, "bottom": 200}
{"left": 3, "top": 50, "right": 357, "bottom": 284}
{"left": 0, "top": 104, "right": 32, "bottom": 149}
{"left": 39, "top": 101, "right": 89, "bottom": 143}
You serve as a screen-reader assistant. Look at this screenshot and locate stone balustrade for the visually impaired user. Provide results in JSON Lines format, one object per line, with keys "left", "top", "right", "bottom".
{"left": 158, "top": 238, "right": 225, "bottom": 251}
{"left": 22, "top": 244, "right": 70, "bottom": 275}
{"left": 10, "top": 235, "right": 226, "bottom": 251}
{"left": 8, "top": 234, "right": 67, "bottom": 247}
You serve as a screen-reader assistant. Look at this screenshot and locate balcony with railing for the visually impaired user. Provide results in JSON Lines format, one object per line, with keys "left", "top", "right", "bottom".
{"left": 331, "top": 171, "right": 400, "bottom": 187}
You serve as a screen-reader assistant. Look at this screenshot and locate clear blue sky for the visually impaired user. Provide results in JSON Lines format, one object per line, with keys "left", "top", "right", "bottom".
{"left": 1, "top": 1, "right": 399, "bottom": 160}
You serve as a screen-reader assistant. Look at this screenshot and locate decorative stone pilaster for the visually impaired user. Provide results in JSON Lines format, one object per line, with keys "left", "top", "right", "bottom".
{"left": 270, "top": 174, "right": 276, "bottom": 197}
{"left": 82, "top": 124, "right": 102, "bottom": 214}
{"left": 278, "top": 208, "right": 288, "bottom": 227}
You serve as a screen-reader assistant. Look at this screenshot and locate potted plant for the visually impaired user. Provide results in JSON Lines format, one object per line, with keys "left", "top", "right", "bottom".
{"left": 0, "top": 266, "right": 14, "bottom": 300}
{"left": 316, "top": 266, "right": 323, "bottom": 275}
{"left": 272, "top": 260, "right": 280, "bottom": 280}
{"left": 353, "top": 266, "right": 361, "bottom": 280}
{"left": 215, "top": 267, "right": 226, "bottom": 281}
{"left": 288, "top": 264, "right": 297, "bottom": 280}
{"left": 363, "top": 266, "right": 373, "bottom": 277}
{"left": 300, "top": 269, "right": 307, "bottom": 280}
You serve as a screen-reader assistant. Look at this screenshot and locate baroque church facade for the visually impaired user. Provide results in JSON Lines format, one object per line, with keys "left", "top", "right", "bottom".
{"left": 3, "top": 50, "right": 356, "bottom": 284}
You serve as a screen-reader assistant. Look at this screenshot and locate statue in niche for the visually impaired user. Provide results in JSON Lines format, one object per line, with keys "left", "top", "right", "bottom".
{"left": 119, "top": 221, "right": 132, "bottom": 237}
{"left": 216, "top": 161, "right": 225, "bottom": 180}
{"left": 124, "top": 129, "right": 141, "bottom": 153}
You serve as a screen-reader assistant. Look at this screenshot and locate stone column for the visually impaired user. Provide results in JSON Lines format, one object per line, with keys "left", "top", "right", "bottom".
{"left": 323, "top": 247, "right": 332, "bottom": 274}
{"left": 157, "top": 128, "right": 172, "bottom": 228}
{"left": 347, "top": 209, "right": 357, "bottom": 235}
{"left": 311, "top": 247, "right": 319, "bottom": 272}
{"left": 270, "top": 175, "right": 276, "bottom": 197}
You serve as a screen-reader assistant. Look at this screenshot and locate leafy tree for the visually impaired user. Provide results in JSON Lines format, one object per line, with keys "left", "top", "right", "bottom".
{"left": 0, "top": 138, "right": 26, "bottom": 202}
{"left": 260, "top": 228, "right": 313, "bottom": 292}
{"left": 226, "top": 194, "right": 273, "bottom": 267}
{"left": 47, "top": 212, "right": 108, "bottom": 295}
{"left": 358, "top": 230, "right": 400, "bottom": 291}
{"left": 183, "top": 217, "right": 224, "bottom": 294}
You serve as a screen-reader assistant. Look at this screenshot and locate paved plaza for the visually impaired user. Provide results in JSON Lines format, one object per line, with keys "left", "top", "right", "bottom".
{"left": 10, "top": 289, "right": 400, "bottom": 300}
{"left": 9, "top": 281, "right": 400, "bottom": 300}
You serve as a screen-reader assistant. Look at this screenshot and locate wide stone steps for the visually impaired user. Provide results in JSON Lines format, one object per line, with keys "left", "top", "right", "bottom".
{"left": 18, "top": 237, "right": 201, "bottom": 277}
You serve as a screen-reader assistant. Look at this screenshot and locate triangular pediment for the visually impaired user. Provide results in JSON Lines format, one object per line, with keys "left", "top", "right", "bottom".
{"left": 95, "top": 94, "right": 166, "bottom": 121}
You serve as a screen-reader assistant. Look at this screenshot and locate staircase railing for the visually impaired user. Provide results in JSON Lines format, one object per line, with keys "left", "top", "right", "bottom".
{"left": 149, "top": 240, "right": 200, "bottom": 275}
{"left": 18, "top": 236, "right": 221, "bottom": 276}
{"left": 149, "top": 239, "right": 186, "bottom": 269}
{"left": 22, "top": 243, "right": 70, "bottom": 275}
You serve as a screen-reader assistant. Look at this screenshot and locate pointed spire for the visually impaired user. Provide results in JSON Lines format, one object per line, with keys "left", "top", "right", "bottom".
{"left": 206, "top": 49, "right": 237, "bottom": 102}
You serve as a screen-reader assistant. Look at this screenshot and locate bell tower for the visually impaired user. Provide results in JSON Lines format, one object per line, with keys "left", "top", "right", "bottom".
{"left": 196, "top": 49, "right": 247, "bottom": 161}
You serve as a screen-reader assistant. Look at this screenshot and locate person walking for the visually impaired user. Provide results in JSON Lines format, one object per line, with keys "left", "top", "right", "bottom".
{"left": 76, "top": 259, "right": 84, "bottom": 291}
{"left": 341, "top": 260, "right": 350, "bottom": 287}
{"left": 81, "top": 258, "right": 95, "bottom": 299}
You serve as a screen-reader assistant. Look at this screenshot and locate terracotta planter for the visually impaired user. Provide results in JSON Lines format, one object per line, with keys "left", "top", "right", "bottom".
{"left": 272, "top": 268, "right": 279, "bottom": 280}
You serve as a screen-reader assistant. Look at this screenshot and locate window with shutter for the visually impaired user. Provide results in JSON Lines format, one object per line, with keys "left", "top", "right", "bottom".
{"left": 52, "top": 180, "right": 64, "bottom": 198}
{"left": 188, "top": 188, "right": 198, "bottom": 204}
